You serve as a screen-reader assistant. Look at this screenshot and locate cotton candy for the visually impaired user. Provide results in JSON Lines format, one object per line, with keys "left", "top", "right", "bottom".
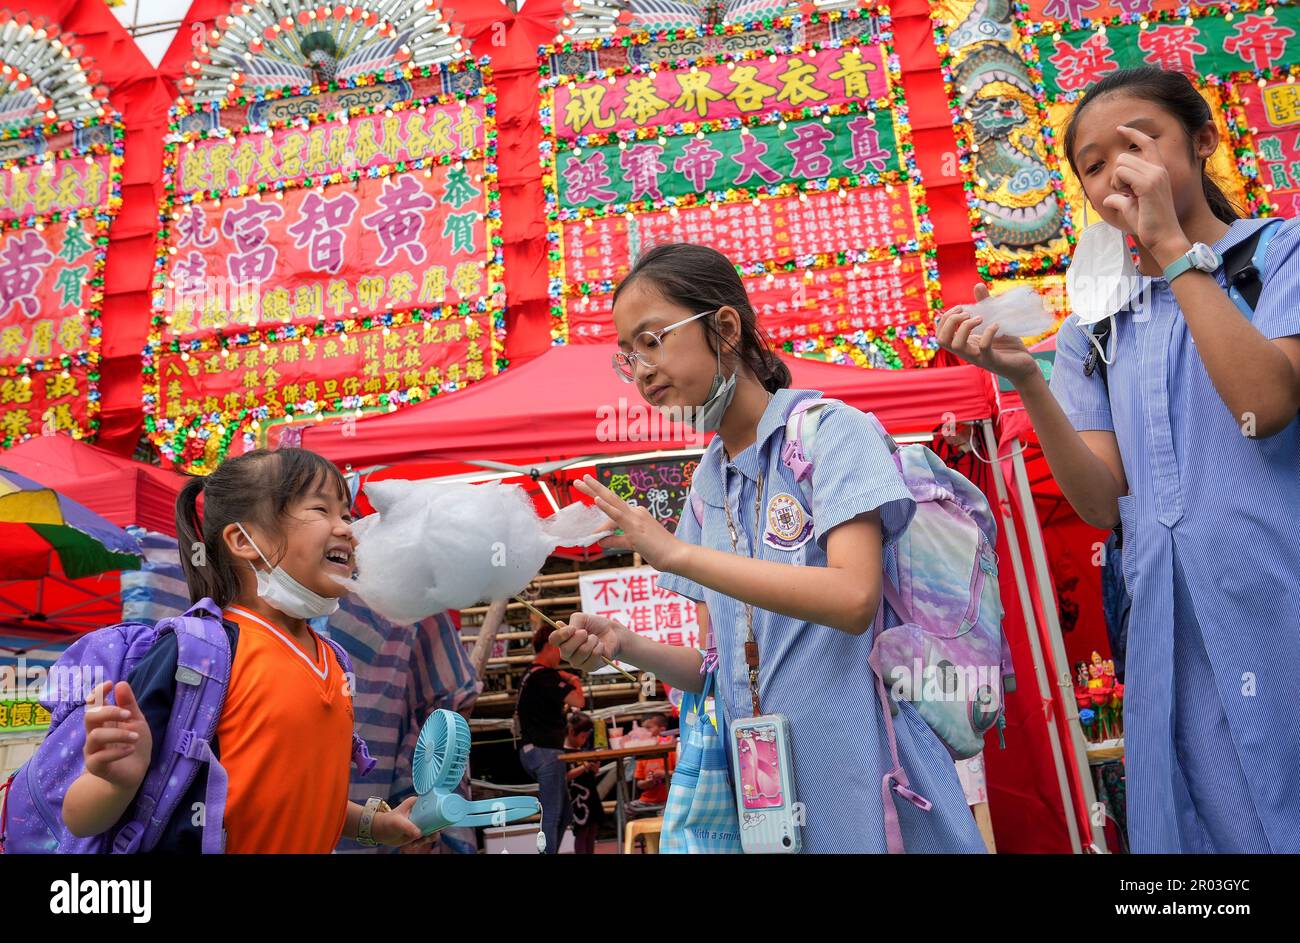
{"left": 337, "top": 478, "right": 614, "bottom": 623}
{"left": 966, "top": 285, "right": 1054, "bottom": 339}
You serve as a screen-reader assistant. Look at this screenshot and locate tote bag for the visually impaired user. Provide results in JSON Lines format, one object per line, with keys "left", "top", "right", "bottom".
{"left": 660, "top": 670, "right": 743, "bottom": 854}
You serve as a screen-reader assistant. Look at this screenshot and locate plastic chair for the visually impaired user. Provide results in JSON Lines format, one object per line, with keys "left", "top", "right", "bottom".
{"left": 623, "top": 816, "right": 663, "bottom": 854}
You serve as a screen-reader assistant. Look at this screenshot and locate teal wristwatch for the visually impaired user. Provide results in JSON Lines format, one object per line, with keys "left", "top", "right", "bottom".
{"left": 1163, "top": 242, "right": 1221, "bottom": 283}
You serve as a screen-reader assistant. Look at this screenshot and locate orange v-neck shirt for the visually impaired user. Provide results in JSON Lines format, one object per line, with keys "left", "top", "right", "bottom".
{"left": 217, "top": 605, "right": 354, "bottom": 853}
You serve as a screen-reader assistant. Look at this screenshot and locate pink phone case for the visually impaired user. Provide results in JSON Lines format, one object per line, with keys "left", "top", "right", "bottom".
{"left": 731, "top": 714, "right": 801, "bottom": 853}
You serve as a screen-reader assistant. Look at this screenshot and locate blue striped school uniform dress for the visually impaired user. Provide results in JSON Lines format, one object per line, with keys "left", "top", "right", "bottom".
{"left": 658, "top": 389, "right": 986, "bottom": 853}
{"left": 1049, "top": 216, "right": 1300, "bottom": 853}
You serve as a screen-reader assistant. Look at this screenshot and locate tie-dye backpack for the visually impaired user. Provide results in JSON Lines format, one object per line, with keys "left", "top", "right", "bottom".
{"left": 780, "top": 398, "right": 1016, "bottom": 762}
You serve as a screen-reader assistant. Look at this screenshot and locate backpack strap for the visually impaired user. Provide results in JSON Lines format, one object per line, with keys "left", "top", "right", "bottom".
{"left": 115, "top": 598, "right": 231, "bottom": 854}
{"left": 322, "top": 636, "right": 377, "bottom": 777}
{"left": 1083, "top": 320, "right": 1113, "bottom": 387}
{"left": 1223, "top": 218, "right": 1284, "bottom": 317}
{"left": 779, "top": 399, "right": 931, "bottom": 849}
{"left": 866, "top": 601, "right": 933, "bottom": 854}
{"left": 780, "top": 396, "right": 848, "bottom": 507}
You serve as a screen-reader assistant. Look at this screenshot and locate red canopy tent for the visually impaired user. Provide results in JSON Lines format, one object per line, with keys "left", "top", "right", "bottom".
{"left": 300, "top": 344, "right": 998, "bottom": 468}
{"left": 0, "top": 435, "right": 187, "bottom": 537}
{"left": 0, "top": 435, "right": 187, "bottom": 645}
{"left": 300, "top": 344, "right": 1096, "bottom": 852}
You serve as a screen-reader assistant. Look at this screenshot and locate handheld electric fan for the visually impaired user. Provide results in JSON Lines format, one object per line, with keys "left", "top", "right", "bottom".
{"left": 410, "top": 709, "right": 540, "bottom": 835}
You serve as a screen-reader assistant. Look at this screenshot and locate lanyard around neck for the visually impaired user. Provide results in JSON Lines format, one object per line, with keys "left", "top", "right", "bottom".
{"left": 720, "top": 448, "right": 765, "bottom": 718}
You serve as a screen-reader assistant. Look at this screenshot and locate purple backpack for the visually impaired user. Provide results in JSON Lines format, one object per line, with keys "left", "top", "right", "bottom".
{"left": 689, "top": 397, "right": 1015, "bottom": 852}
{"left": 781, "top": 399, "right": 1014, "bottom": 850}
{"left": 0, "top": 598, "right": 374, "bottom": 854}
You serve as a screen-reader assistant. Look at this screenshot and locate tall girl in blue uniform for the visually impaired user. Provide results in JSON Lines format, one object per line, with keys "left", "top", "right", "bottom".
{"left": 549, "top": 242, "right": 985, "bottom": 853}
{"left": 938, "top": 67, "right": 1300, "bottom": 853}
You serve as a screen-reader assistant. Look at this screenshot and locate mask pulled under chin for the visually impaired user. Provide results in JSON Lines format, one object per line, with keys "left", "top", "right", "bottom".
{"left": 1066, "top": 218, "right": 1140, "bottom": 325}
{"left": 237, "top": 522, "right": 340, "bottom": 620}
{"left": 687, "top": 369, "right": 738, "bottom": 432}
{"left": 1066, "top": 215, "right": 1140, "bottom": 367}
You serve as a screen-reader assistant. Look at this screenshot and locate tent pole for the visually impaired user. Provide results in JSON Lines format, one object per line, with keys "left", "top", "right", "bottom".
{"left": 1008, "top": 438, "right": 1109, "bottom": 853}
{"left": 978, "top": 421, "right": 1083, "bottom": 854}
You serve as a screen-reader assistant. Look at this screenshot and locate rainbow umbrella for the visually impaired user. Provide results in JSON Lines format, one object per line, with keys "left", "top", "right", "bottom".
{"left": 0, "top": 467, "right": 142, "bottom": 580}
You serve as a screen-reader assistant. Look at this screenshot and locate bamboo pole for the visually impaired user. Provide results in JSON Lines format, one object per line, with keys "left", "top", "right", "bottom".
{"left": 469, "top": 599, "right": 507, "bottom": 680}
{"left": 459, "top": 631, "right": 536, "bottom": 644}
{"left": 459, "top": 594, "right": 581, "bottom": 616}
{"left": 512, "top": 596, "right": 639, "bottom": 683}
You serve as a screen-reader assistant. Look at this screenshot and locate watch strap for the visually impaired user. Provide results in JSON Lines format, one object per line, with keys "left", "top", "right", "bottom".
{"left": 357, "top": 796, "right": 390, "bottom": 846}
{"left": 1164, "top": 243, "right": 1221, "bottom": 284}
{"left": 1163, "top": 252, "right": 1194, "bottom": 283}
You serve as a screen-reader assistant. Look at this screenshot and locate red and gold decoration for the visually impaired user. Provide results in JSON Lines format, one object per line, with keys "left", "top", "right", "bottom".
{"left": 933, "top": 0, "right": 1299, "bottom": 299}
{"left": 0, "top": 8, "right": 122, "bottom": 447}
{"left": 541, "top": 4, "right": 945, "bottom": 369}
{"left": 143, "top": 1, "right": 505, "bottom": 471}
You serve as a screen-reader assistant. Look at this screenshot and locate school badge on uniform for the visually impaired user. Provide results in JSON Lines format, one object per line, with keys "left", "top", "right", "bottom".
{"left": 763, "top": 492, "right": 813, "bottom": 551}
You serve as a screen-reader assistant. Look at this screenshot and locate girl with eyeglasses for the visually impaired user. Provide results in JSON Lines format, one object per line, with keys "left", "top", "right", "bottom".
{"left": 550, "top": 242, "right": 985, "bottom": 853}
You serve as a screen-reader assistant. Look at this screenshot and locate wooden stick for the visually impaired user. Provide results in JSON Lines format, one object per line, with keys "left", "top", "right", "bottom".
{"left": 512, "top": 595, "right": 640, "bottom": 684}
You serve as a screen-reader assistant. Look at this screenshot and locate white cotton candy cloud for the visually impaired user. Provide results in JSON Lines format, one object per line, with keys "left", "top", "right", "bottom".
{"left": 966, "top": 284, "right": 1054, "bottom": 339}
{"left": 337, "top": 478, "right": 614, "bottom": 624}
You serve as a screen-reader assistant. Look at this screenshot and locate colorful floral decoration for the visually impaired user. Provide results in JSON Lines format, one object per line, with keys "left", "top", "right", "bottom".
{"left": 144, "top": 2, "right": 505, "bottom": 472}
{"left": 1017, "top": 0, "right": 1299, "bottom": 224}
{"left": 931, "top": 0, "right": 1076, "bottom": 284}
{"left": 0, "top": 10, "right": 123, "bottom": 447}
{"left": 935, "top": 0, "right": 1298, "bottom": 296}
{"left": 1232, "top": 66, "right": 1300, "bottom": 219}
{"left": 539, "top": 4, "right": 944, "bottom": 369}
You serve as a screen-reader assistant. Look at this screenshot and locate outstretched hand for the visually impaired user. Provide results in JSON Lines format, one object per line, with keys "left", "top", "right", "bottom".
{"left": 574, "top": 475, "right": 686, "bottom": 573}
{"left": 550, "top": 611, "right": 625, "bottom": 672}
{"left": 936, "top": 283, "right": 1040, "bottom": 386}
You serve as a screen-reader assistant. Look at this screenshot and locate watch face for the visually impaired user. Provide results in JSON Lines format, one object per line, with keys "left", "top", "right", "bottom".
{"left": 1189, "top": 243, "right": 1220, "bottom": 271}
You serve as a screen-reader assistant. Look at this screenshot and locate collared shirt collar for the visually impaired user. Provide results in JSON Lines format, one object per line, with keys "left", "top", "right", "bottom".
{"left": 689, "top": 388, "right": 823, "bottom": 504}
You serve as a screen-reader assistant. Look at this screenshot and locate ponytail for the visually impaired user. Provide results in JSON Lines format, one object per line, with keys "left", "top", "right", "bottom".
{"left": 175, "top": 475, "right": 237, "bottom": 608}
{"left": 1202, "top": 173, "right": 1240, "bottom": 225}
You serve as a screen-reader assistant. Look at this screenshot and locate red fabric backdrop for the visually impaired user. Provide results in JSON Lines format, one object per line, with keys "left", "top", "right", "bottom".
{"left": 32, "top": 2, "right": 177, "bottom": 453}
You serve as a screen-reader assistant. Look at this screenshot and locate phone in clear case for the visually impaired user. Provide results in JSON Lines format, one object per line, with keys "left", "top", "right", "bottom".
{"left": 730, "top": 713, "right": 801, "bottom": 854}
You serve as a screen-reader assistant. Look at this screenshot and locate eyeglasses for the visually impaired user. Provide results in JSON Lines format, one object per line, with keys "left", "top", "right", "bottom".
{"left": 612, "top": 310, "right": 715, "bottom": 383}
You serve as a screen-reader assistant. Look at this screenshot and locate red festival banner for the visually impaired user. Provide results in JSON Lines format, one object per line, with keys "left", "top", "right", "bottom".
{"left": 154, "top": 319, "right": 489, "bottom": 467}
{"left": 0, "top": 18, "right": 123, "bottom": 449}
{"left": 567, "top": 255, "right": 930, "bottom": 367}
{"left": 540, "top": 7, "right": 943, "bottom": 371}
{"left": 0, "top": 154, "right": 113, "bottom": 222}
{"left": 0, "top": 124, "right": 122, "bottom": 446}
{"left": 175, "top": 101, "right": 486, "bottom": 194}
{"left": 162, "top": 167, "right": 492, "bottom": 340}
{"left": 1237, "top": 76, "right": 1300, "bottom": 219}
{"left": 146, "top": 61, "right": 503, "bottom": 472}
{"left": 552, "top": 42, "right": 890, "bottom": 140}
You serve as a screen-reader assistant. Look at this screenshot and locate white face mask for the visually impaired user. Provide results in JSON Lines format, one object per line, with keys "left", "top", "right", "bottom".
{"left": 236, "top": 522, "right": 340, "bottom": 620}
{"left": 685, "top": 320, "right": 738, "bottom": 433}
{"left": 1066, "top": 203, "right": 1139, "bottom": 365}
